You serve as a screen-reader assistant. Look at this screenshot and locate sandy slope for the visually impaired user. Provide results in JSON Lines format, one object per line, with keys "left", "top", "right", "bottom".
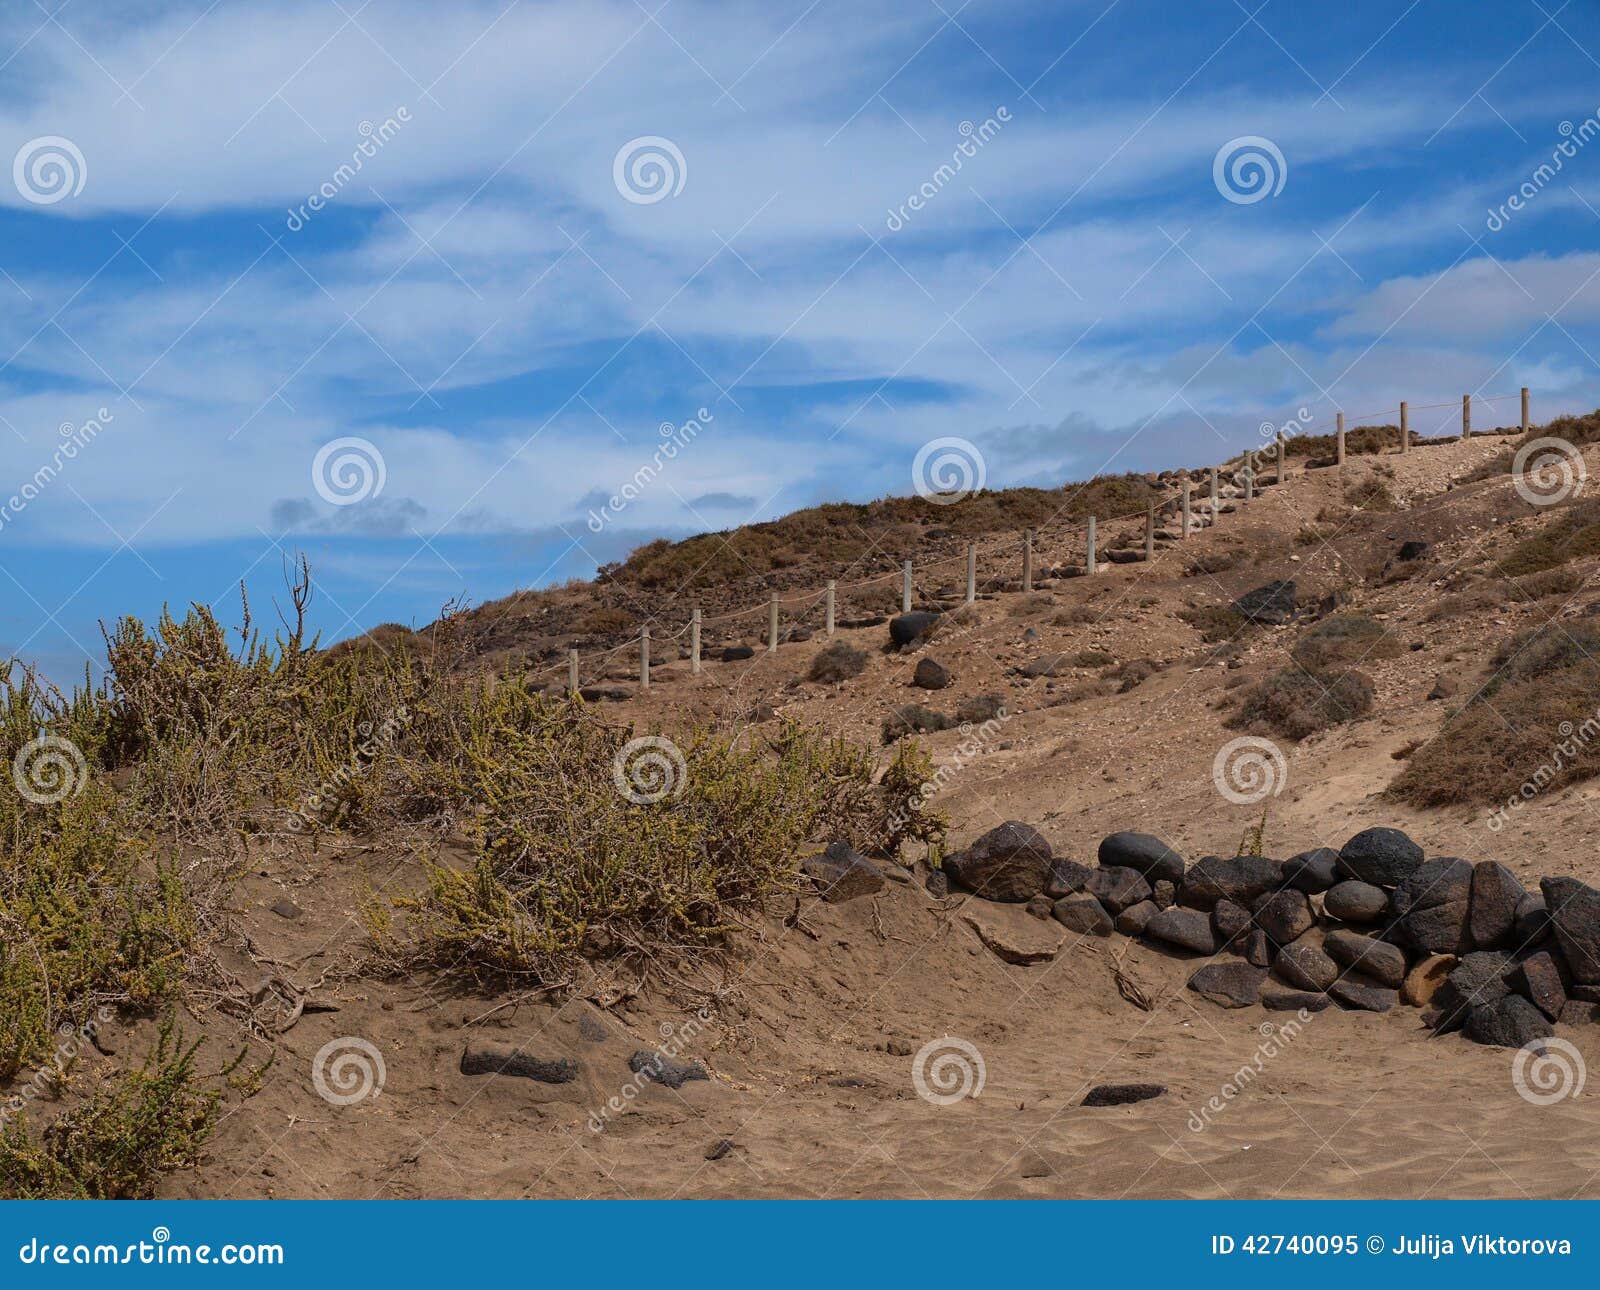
{"left": 160, "top": 433, "right": 1600, "bottom": 1199}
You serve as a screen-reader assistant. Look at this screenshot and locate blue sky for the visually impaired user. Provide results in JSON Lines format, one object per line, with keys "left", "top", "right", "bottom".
{"left": 2, "top": 0, "right": 1598, "bottom": 680}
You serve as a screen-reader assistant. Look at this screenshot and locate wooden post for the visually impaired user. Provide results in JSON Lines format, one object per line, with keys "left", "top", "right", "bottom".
{"left": 825, "top": 582, "right": 836, "bottom": 637}
{"left": 1209, "top": 467, "right": 1219, "bottom": 514}
{"left": 568, "top": 648, "right": 579, "bottom": 696}
{"left": 901, "top": 560, "right": 913, "bottom": 613}
{"left": 1462, "top": 393, "right": 1471, "bottom": 440}
{"left": 690, "top": 608, "right": 701, "bottom": 675}
{"left": 1521, "top": 386, "right": 1530, "bottom": 432}
{"left": 1144, "top": 504, "right": 1155, "bottom": 560}
{"left": 1022, "top": 530, "right": 1034, "bottom": 592}
{"left": 1275, "top": 432, "right": 1286, "bottom": 484}
{"left": 1336, "top": 412, "right": 1346, "bottom": 467}
{"left": 1086, "top": 516, "right": 1097, "bottom": 574}
{"left": 1400, "top": 400, "right": 1409, "bottom": 453}
{"left": 768, "top": 594, "right": 779, "bottom": 652}
{"left": 640, "top": 627, "right": 650, "bottom": 689}
{"left": 965, "top": 544, "right": 977, "bottom": 604}
{"left": 1181, "top": 479, "right": 1192, "bottom": 538}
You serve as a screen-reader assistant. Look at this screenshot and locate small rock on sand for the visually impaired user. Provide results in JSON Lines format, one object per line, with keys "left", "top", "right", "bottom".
{"left": 461, "top": 1044, "right": 581, "bottom": 1084}
{"left": 1082, "top": 1083, "right": 1165, "bottom": 1107}
{"left": 1188, "top": 963, "right": 1266, "bottom": 1008}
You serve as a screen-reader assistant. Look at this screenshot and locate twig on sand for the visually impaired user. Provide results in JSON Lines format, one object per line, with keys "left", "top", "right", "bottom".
{"left": 785, "top": 895, "right": 820, "bottom": 939}
{"left": 1109, "top": 942, "right": 1154, "bottom": 1011}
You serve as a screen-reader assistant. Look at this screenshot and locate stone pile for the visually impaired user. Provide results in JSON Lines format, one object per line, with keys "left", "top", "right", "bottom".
{"left": 932, "top": 821, "right": 1600, "bottom": 1048}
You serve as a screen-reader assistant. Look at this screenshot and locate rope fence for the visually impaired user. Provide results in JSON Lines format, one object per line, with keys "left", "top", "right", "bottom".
{"left": 531, "top": 387, "right": 1542, "bottom": 693}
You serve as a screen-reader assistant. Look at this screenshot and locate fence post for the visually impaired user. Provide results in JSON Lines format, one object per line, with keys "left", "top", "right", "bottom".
{"left": 1242, "top": 461, "right": 1254, "bottom": 503}
{"left": 1181, "top": 479, "right": 1192, "bottom": 538}
{"left": 568, "top": 648, "right": 579, "bottom": 696}
{"left": 1400, "top": 400, "right": 1409, "bottom": 453}
{"left": 1462, "top": 393, "right": 1471, "bottom": 440}
{"left": 640, "top": 628, "right": 650, "bottom": 689}
{"left": 1022, "top": 530, "right": 1034, "bottom": 592}
{"left": 690, "top": 608, "right": 701, "bottom": 675}
{"left": 965, "top": 544, "right": 977, "bottom": 604}
{"left": 1521, "top": 386, "right": 1530, "bottom": 433}
{"left": 1144, "top": 504, "right": 1155, "bottom": 560}
{"left": 768, "top": 594, "right": 779, "bottom": 652}
{"left": 1086, "top": 516, "right": 1097, "bottom": 574}
{"left": 901, "top": 560, "right": 913, "bottom": 613}
{"left": 1336, "top": 412, "right": 1346, "bottom": 467}
{"left": 1275, "top": 432, "right": 1286, "bottom": 484}
{"left": 1209, "top": 467, "right": 1219, "bottom": 514}
{"left": 825, "top": 582, "right": 836, "bottom": 637}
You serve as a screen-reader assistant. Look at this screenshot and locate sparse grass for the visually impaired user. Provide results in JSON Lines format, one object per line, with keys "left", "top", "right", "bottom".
{"left": 1230, "top": 667, "right": 1375, "bottom": 740}
{"left": 1344, "top": 476, "right": 1396, "bottom": 511}
{"left": 1493, "top": 498, "right": 1600, "bottom": 578}
{"left": 1074, "top": 649, "right": 1114, "bottom": 667}
{"left": 1290, "top": 613, "right": 1405, "bottom": 671}
{"left": 1184, "top": 549, "right": 1246, "bottom": 577}
{"left": 806, "top": 641, "right": 868, "bottom": 683}
{"left": 1284, "top": 423, "right": 1399, "bottom": 459}
{"left": 1052, "top": 605, "right": 1097, "bottom": 626}
{"left": 1178, "top": 604, "right": 1251, "bottom": 643}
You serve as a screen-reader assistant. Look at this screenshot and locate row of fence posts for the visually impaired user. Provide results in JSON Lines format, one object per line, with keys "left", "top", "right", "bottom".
{"left": 570, "top": 388, "right": 1534, "bottom": 694}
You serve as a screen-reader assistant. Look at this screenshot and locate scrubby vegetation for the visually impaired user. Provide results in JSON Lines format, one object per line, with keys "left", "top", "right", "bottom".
{"left": 2, "top": 564, "right": 938, "bottom": 1196}
{"left": 1390, "top": 622, "right": 1600, "bottom": 807}
{"left": 1284, "top": 423, "right": 1398, "bottom": 459}
{"left": 1290, "top": 613, "right": 1405, "bottom": 671}
{"left": 1230, "top": 667, "right": 1375, "bottom": 740}
{"left": 806, "top": 641, "right": 869, "bottom": 683}
{"left": 1493, "top": 498, "right": 1600, "bottom": 578}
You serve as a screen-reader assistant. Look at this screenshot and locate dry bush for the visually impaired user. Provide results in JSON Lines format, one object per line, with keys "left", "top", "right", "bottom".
{"left": 881, "top": 703, "right": 953, "bottom": 743}
{"left": 1052, "top": 605, "right": 1097, "bottom": 626}
{"left": 806, "top": 641, "right": 868, "bottom": 683}
{"left": 1230, "top": 667, "right": 1375, "bottom": 740}
{"left": 1183, "top": 549, "right": 1246, "bottom": 577}
{"left": 1178, "top": 604, "right": 1251, "bottom": 643}
{"left": 1344, "top": 476, "right": 1396, "bottom": 511}
{"left": 1284, "top": 423, "right": 1399, "bottom": 459}
{"left": 1493, "top": 498, "right": 1600, "bottom": 578}
{"left": 1008, "top": 593, "right": 1055, "bottom": 618}
{"left": 1109, "top": 659, "right": 1158, "bottom": 693}
{"left": 1075, "top": 648, "right": 1114, "bottom": 667}
{"left": 954, "top": 694, "right": 1006, "bottom": 724}
{"left": 1290, "top": 613, "right": 1405, "bottom": 671}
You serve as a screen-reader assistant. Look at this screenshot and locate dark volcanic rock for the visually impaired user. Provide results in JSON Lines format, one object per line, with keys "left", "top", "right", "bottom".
{"left": 945, "top": 821, "right": 1052, "bottom": 902}
{"left": 1515, "top": 893, "right": 1552, "bottom": 946}
{"left": 1469, "top": 862, "right": 1525, "bottom": 950}
{"left": 1509, "top": 951, "right": 1568, "bottom": 1021}
{"left": 628, "top": 1050, "right": 709, "bottom": 1089}
{"left": 1052, "top": 894, "right": 1114, "bottom": 937}
{"left": 1283, "top": 849, "right": 1339, "bottom": 894}
{"left": 1244, "top": 928, "right": 1273, "bottom": 968}
{"left": 1210, "top": 898, "right": 1252, "bottom": 947}
{"left": 1391, "top": 858, "right": 1473, "bottom": 916}
{"left": 1188, "top": 963, "right": 1267, "bottom": 1008}
{"left": 1233, "top": 579, "right": 1296, "bottom": 625}
{"left": 1261, "top": 987, "right": 1332, "bottom": 1013}
{"left": 1431, "top": 952, "right": 1513, "bottom": 1033}
{"left": 889, "top": 611, "right": 941, "bottom": 647}
{"left": 1098, "top": 832, "right": 1186, "bottom": 886}
{"left": 1541, "top": 877, "right": 1600, "bottom": 985}
{"left": 1020, "top": 653, "right": 1070, "bottom": 678}
{"left": 1045, "top": 857, "right": 1094, "bottom": 898}
{"left": 1253, "top": 888, "right": 1315, "bottom": 946}
{"left": 1323, "top": 880, "right": 1390, "bottom": 924}
{"left": 1145, "top": 907, "right": 1218, "bottom": 955}
{"left": 720, "top": 644, "right": 755, "bottom": 661}
{"left": 1274, "top": 940, "right": 1338, "bottom": 992}
{"left": 1115, "top": 900, "right": 1158, "bottom": 937}
{"left": 1400, "top": 899, "right": 1472, "bottom": 956}
{"left": 1324, "top": 930, "right": 1406, "bottom": 988}
{"left": 1337, "top": 827, "right": 1424, "bottom": 887}
{"left": 1397, "top": 540, "right": 1431, "bottom": 561}
{"left": 1328, "top": 977, "right": 1398, "bottom": 1012}
{"left": 1151, "top": 879, "right": 1177, "bottom": 910}
{"left": 461, "top": 1044, "right": 580, "bottom": 1083}
{"left": 925, "top": 867, "right": 950, "bottom": 898}
{"left": 1463, "top": 995, "right": 1554, "bottom": 1048}
{"left": 1179, "top": 855, "right": 1283, "bottom": 911}
{"left": 801, "top": 842, "right": 887, "bottom": 903}
{"left": 1082, "top": 1083, "right": 1165, "bottom": 1107}
{"left": 912, "top": 658, "right": 951, "bottom": 690}
{"left": 1084, "top": 865, "right": 1152, "bottom": 915}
